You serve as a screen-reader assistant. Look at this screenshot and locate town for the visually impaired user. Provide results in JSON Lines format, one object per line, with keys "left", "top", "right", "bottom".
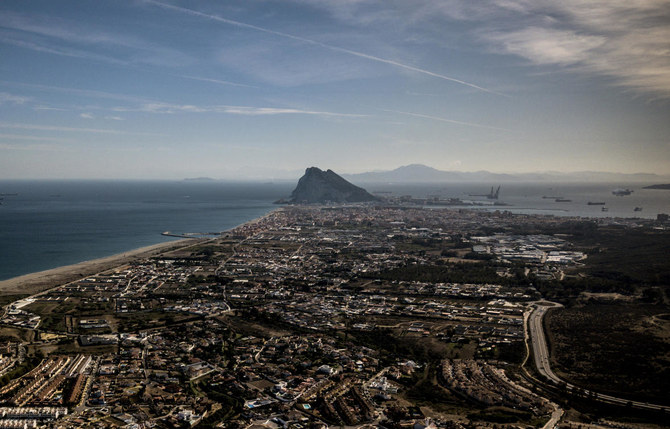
{"left": 0, "top": 206, "right": 667, "bottom": 428}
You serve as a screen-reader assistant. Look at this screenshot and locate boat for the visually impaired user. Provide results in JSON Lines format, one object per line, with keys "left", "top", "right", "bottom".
{"left": 555, "top": 198, "right": 572, "bottom": 202}
{"left": 634, "top": 207, "right": 643, "bottom": 212}
{"left": 588, "top": 201, "right": 606, "bottom": 205}
{"left": 612, "top": 188, "right": 633, "bottom": 196}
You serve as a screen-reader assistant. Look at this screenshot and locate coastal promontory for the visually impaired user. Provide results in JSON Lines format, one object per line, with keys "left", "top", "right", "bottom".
{"left": 281, "top": 167, "right": 378, "bottom": 204}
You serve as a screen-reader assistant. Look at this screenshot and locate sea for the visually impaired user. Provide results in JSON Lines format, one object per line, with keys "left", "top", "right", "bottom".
{"left": 1, "top": 180, "right": 669, "bottom": 282}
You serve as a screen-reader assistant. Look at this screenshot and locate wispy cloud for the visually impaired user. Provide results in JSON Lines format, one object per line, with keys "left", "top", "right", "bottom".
{"left": 0, "top": 92, "right": 32, "bottom": 104}
{"left": 289, "top": 0, "right": 670, "bottom": 98}
{"left": 0, "top": 11, "right": 191, "bottom": 67}
{"left": 476, "top": 0, "right": 670, "bottom": 98}
{"left": 0, "top": 33, "right": 129, "bottom": 65}
{"left": 0, "top": 143, "right": 64, "bottom": 151}
{"left": 0, "top": 81, "right": 154, "bottom": 104}
{"left": 488, "top": 27, "right": 606, "bottom": 66}
{"left": 0, "top": 122, "right": 164, "bottom": 136}
{"left": 384, "top": 109, "right": 511, "bottom": 131}
{"left": 174, "top": 74, "right": 259, "bottom": 89}
{"left": 0, "top": 133, "right": 73, "bottom": 143}
{"left": 114, "top": 102, "right": 367, "bottom": 117}
{"left": 33, "top": 105, "right": 69, "bottom": 111}
{"left": 2, "top": 80, "right": 359, "bottom": 119}
{"left": 219, "top": 106, "right": 366, "bottom": 117}
{"left": 145, "top": 0, "right": 503, "bottom": 95}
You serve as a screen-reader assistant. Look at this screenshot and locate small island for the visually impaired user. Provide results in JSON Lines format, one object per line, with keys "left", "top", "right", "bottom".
{"left": 643, "top": 183, "right": 670, "bottom": 189}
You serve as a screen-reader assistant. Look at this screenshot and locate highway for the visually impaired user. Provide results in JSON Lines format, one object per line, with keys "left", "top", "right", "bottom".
{"left": 527, "top": 303, "right": 667, "bottom": 412}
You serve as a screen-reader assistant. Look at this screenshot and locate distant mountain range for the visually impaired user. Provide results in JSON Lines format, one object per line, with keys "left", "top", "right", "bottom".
{"left": 183, "top": 177, "right": 216, "bottom": 182}
{"left": 342, "top": 164, "right": 669, "bottom": 183}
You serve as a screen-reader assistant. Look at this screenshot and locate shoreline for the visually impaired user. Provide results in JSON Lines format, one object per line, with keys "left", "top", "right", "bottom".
{"left": 0, "top": 208, "right": 280, "bottom": 296}
{"left": 0, "top": 238, "right": 199, "bottom": 295}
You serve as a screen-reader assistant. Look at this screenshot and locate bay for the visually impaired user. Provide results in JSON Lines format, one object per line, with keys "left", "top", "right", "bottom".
{"left": 0, "top": 180, "right": 293, "bottom": 281}
{"left": 1, "top": 180, "right": 668, "bottom": 282}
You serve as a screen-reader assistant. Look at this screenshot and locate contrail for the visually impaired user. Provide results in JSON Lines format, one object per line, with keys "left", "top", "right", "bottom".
{"left": 170, "top": 74, "right": 260, "bottom": 89}
{"left": 145, "top": 0, "right": 505, "bottom": 96}
{"left": 383, "top": 109, "right": 511, "bottom": 132}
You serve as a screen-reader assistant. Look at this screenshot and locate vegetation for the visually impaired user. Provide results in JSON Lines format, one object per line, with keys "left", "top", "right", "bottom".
{"left": 546, "top": 303, "right": 670, "bottom": 404}
{"left": 0, "top": 354, "right": 41, "bottom": 387}
{"left": 366, "top": 262, "right": 530, "bottom": 287}
{"left": 0, "top": 294, "right": 29, "bottom": 307}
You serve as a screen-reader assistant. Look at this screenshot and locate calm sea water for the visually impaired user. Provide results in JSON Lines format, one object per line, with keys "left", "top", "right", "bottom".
{"left": 0, "top": 180, "right": 293, "bottom": 281}
{"left": 366, "top": 182, "right": 670, "bottom": 219}
{"left": 1, "top": 180, "right": 668, "bottom": 281}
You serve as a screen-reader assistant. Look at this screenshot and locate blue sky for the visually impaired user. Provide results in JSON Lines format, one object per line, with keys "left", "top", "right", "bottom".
{"left": 1, "top": 0, "right": 669, "bottom": 179}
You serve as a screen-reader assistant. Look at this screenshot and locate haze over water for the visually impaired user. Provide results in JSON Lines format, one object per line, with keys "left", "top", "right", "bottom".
{"left": 0, "top": 180, "right": 292, "bottom": 281}
{"left": 1, "top": 180, "right": 668, "bottom": 282}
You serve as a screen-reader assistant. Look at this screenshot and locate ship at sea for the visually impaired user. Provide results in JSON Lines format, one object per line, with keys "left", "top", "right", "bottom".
{"left": 588, "top": 201, "right": 606, "bottom": 205}
{"left": 612, "top": 188, "right": 633, "bottom": 196}
{"left": 555, "top": 198, "right": 572, "bottom": 202}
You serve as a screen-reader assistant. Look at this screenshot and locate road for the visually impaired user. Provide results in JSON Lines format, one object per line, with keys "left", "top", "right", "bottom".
{"left": 527, "top": 303, "right": 667, "bottom": 412}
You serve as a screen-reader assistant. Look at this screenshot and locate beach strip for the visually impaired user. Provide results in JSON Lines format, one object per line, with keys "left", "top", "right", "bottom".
{"left": 0, "top": 238, "right": 200, "bottom": 295}
{"left": 0, "top": 208, "right": 280, "bottom": 296}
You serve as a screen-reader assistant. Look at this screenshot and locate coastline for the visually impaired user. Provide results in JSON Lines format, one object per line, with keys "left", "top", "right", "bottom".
{"left": 0, "top": 238, "right": 200, "bottom": 295}
{"left": 0, "top": 208, "right": 280, "bottom": 296}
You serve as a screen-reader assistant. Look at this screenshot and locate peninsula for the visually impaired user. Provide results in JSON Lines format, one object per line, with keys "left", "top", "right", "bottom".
{"left": 279, "top": 166, "right": 378, "bottom": 204}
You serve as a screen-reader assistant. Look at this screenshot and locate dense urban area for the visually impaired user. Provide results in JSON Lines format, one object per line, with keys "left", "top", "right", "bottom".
{"left": 1, "top": 206, "right": 669, "bottom": 429}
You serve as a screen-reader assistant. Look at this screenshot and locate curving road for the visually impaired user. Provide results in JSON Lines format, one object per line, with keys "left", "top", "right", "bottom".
{"left": 527, "top": 303, "right": 667, "bottom": 412}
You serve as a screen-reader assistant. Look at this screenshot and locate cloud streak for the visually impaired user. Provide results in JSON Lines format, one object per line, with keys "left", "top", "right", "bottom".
{"left": 0, "top": 11, "right": 191, "bottom": 67}
{"left": 384, "top": 109, "right": 511, "bottom": 131}
{"left": 0, "top": 133, "right": 73, "bottom": 143}
{"left": 477, "top": 0, "right": 670, "bottom": 98}
{"left": 0, "top": 122, "right": 164, "bottom": 136}
{"left": 0, "top": 143, "right": 64, "bottom": 151}
{"left": 144, "top": 0, "right": 503, "bottom": 95}
{"left": 1, "top": 81, "right": 359, "bottom": 119}
{"left": 114, "top": 102, "right": 367, "bottom": 117}
{"left": 0, "top": 81, "right": 155, "bottom": 104}
{"left": 290, "top": 0, "right": 670, "bottom": 98}
{"left": 174, "top": 74, "right": 259, "bottom": 89}
{"left": 0, "top": 92, "right": 33, "bottom": 104}
{"left": 0, "top": 33, "right": 129, "bottom": 65}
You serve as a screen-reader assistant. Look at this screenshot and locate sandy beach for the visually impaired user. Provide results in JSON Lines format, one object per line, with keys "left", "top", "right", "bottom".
{"left": 0, "top": 238, "right": 204, "bottom": 295}
{"left": 0, "top": 207, "right": 279, "bottom": 297}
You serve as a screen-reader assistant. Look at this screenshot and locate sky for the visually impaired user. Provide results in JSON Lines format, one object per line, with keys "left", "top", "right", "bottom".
{"left": 1, "top": 0, "right": 669, "bottom": 180}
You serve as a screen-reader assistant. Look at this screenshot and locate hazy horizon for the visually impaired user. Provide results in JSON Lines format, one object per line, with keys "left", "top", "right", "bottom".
{"left": 1, "top": 162, "right": 670, "bottom": 183}
{"left": 1, "top": 1, "right": 669, "bottom": 179}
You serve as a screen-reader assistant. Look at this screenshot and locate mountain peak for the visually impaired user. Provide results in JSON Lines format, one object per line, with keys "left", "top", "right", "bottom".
{"left": 285, "top": 167, "right": 378, "bottom": 204}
